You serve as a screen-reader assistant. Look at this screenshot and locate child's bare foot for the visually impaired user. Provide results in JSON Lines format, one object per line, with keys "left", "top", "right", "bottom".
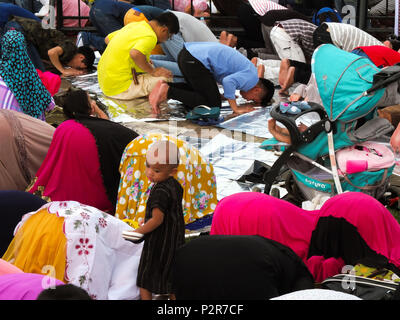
{"left": 149, "top": 80, "right": 168, "bottom": 114}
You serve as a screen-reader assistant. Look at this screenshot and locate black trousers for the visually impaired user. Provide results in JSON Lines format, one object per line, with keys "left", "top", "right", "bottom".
{"left": 167, "top": 47, "right": 222, "bottom": 110}
{"left": 236, "top": 2, "right": 265, "bottom": 50}
{"left": 289, "top": 60, "right": 312, "bottom": 84}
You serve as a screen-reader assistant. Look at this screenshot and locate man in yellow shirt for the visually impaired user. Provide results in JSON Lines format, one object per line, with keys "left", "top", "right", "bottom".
{"left": 97, "top": 11, "right": 178, "bottom": 109}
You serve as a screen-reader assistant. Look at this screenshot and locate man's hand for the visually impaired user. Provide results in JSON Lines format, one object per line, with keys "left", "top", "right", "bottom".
{"left": 61, "top": 68, "right": 84, "bottom": 77}
{"left": 151, "top": 67, "right": 172, "bottom": 79}
{"left": 268, "top": 118, "right": 292, "bottom": 144}
{"left": 233, "top": 104, "right": 256, "bottom": 115}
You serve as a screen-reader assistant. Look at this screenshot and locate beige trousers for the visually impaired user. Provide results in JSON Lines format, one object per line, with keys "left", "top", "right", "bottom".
{"left": 110, "top": 74, "right": 171, "bottom": 100}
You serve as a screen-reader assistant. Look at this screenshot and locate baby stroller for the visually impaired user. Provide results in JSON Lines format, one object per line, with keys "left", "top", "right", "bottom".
{"left": 263, "top": 44, "right": 400, "bottom": 203}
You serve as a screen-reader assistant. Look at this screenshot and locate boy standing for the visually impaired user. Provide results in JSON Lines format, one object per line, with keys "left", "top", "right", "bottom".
{"left": 134, "top": 140, "right": 185, "bottom": 300}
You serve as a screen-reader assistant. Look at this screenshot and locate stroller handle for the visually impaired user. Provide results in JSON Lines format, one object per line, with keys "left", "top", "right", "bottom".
{"left": 270, "top": 102, "right": 332, "bottom": 147}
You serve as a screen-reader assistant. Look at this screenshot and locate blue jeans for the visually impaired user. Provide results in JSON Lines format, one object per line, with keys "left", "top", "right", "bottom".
{"left": 80, "top": 31, "right": 107, "bottom": 53}
{"left": 90, "top": 0, "right": 133, "bottom": 37}
{"left": 87, "top": 1, "right": 165, "bottom": 52}
{"left": 143, "top": 0, "right": 171, "bottom": 10}
{"left": 151, "top": 32, "right": 185, "bottom": 82}
{"left": 135, "top": 5, "right": 164, "bottom": 19}
{"left": 0, "top": 0, "right": 42, "bottom": 13}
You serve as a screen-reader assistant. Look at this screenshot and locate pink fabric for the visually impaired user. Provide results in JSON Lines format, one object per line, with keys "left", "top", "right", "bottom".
{"left": 0, "top": 273, "right": 64, "bottom": 300}
{"left": 210, "top": 192, "right": 318, "bottom": 261}
{"left": 0, "top": 259, "right": 23, "bottom": 276}
{"left": 210, "top": 191, "right": 400, "bottom": 281}
{"left": 28, "top": 120, "right": 113, "bottom": 213}
{"left": 305, "top": 256, "right": 344, "bottom": 283}
{"left": 170, "top": 0, "right": 208, "bottom": 12}
{"left": 36, "top": 69, "right": 61, "bottom": 96}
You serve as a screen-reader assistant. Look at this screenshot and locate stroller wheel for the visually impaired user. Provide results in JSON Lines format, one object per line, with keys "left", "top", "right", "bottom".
{"left": 270, "top": 187, "right": 280, "bottom": 199}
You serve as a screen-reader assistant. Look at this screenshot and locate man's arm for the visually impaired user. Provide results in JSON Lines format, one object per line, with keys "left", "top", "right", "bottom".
{"left": 130, "top": 48, "right": 172, "bottom": 78}
{"left": 227, "top": 98, "right": 255, "bottom": 115}
{"left": 47, "top": 46, "right": 83, "bottom": 76}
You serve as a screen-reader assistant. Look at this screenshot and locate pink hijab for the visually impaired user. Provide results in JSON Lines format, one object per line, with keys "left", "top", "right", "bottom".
{"left": 0, "top": 259, "right": 23, "bottom": 276}
{"left": 28, "top": 120, "right": 113, "bottom": 213}
{"left": 210, "top": 192, "right": 400, "bottom": 282}
{"left": 210, "top": 192, "right": 319, "bottom": 261}
{"left": 0, "top": 273, "right": 64, "bottom": 300}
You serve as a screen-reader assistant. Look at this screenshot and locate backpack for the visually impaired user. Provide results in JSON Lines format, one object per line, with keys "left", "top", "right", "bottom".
{"left": 312, "top": 7, "right": 342, "bottom": 26}
{"left": 321, "top": 264, "right": 400, "bottom": 300}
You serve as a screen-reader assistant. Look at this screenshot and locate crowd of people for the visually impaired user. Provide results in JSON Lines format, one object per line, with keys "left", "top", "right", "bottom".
{"left": 0, "top": 0, "right": 400, "bottom": 301}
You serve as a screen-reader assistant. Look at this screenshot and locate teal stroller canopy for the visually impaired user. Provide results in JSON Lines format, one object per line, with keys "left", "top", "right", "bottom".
{"left": 312, "top": 44, "right": 385, "bottom": 122}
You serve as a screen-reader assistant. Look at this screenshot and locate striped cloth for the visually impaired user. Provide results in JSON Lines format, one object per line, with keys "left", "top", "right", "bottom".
{"left": 0, "top": 76, "right": 20, "bottom": 113}
{"left": 248, "top": 0, "right": 286, "bottom": 16}
{"left": 324, "top": 22, "right": 384, "bottom": 52}
{"left": 0, "top": 76, "right": 55, "bottom": 121}
{"left": 278, "top": 19, "right": 317, "bottom": 62}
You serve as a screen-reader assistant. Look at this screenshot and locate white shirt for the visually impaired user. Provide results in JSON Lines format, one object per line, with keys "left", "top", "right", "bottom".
{"left": 325, "top": 22, "right": 384, "bottom": 52}
{"left": 171, "top": 11, "right": 218, "bottom": 43}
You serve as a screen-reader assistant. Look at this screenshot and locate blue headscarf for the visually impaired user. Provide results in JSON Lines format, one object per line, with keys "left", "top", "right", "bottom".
{"left": 0, "top": 30, "right": 52, "bottom": 119}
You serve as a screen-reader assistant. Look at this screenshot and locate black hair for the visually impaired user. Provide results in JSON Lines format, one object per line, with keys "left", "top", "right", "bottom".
{"left": 61, "top": 87, "right": 91, "bottom": 119}
{"left": 153, "top": 11, "right": 180, "bottom": 35}
{"left": 37, "top": 284, "right": 92, "bottom": 300}
{"left": 258, "top": 78, "right": 275, "bottom": 106}
{"left": 77, "top": 46, "right": 95, "bottom": 70}
{"left": 312, "top": 23, "right": 333, "bottom": 49}
{"left": 387, "top": 34, "right": 400, "bottom": 51}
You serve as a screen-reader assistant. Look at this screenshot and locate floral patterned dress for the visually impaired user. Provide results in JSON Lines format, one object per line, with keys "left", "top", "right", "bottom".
{"left": 115, "top": 133, "right": 217, "bottom": 227}
{"left": 3, "top": 201, "right": 143, "bottom": 300}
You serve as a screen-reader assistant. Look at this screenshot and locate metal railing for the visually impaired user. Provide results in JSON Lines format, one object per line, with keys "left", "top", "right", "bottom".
{"left": 49, "top": 0, "right": 396, "bottom": 40}
{"left": 52, "top": 0, "right": 244, "bottom": 35}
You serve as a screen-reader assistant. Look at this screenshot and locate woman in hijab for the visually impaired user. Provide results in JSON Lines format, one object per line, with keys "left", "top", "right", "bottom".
{"left": 0, "top": 109, "right": 55, "bottom": 191}
{"left": 0, "top": 30, "right": 54, "bottom": 120}
{"left": 27, "top": 88, "right": 138, "bottom": 214}
{"left": 210, "top": 192, "right": 400, "bottom": 283}
{"left": 2, "top": 200, "right": 143, "bottom": 300}
{"left": 171, "top": 235, "right": 314, "bottom": 300}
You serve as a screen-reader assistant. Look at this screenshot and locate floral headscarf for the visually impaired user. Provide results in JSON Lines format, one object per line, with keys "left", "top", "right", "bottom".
{"left": 0, "top": 30, "right": 52, "bottom": 119}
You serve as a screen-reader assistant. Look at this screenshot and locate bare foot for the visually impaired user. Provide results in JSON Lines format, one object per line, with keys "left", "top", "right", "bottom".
{"left": 219, "top": 31, "right": 228, "bottom": 45}
{"left": 279, "top": 66, "right": 295, "bottom": 94}
{"left": 226, "top": 33, "right": 237, "bottom": 47}
{"left": 278, "top": 58, "right": 290, "bottom": 88}
{"left": 257, "top": 64, "right": 265, "bottom": 78}
{"left": 149, "top": 80, "right": 168, "bottom": 114}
